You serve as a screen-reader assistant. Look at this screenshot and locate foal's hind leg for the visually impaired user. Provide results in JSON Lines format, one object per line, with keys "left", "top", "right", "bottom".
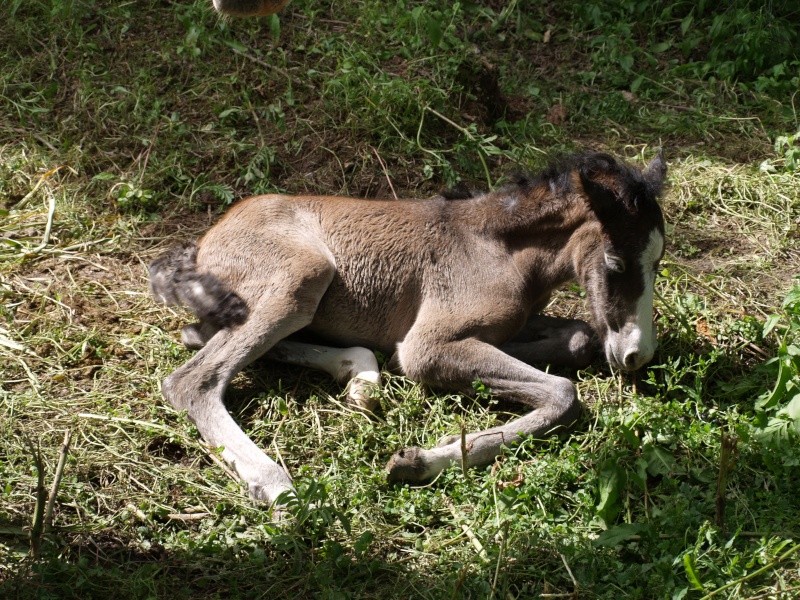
{"left": 163, "top": 264, "right": 334, "bottom": 505}
{"left": 267, "top": 341, "right": 381, "bottom": 412}
{"left": 386, "top": 336, "right": 581, "bottom": 484}
{"left": 502, "top": 314, "right": 597, "bottom": 369}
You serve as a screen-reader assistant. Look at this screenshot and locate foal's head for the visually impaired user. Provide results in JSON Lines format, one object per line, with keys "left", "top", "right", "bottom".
{"left": 575, "top": 152, "right": 667, "bottom": 371}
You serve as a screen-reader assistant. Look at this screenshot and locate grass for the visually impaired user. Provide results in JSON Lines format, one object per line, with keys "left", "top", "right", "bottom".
{"left": 1, "top": 0, "right": 799, "bottom": 598}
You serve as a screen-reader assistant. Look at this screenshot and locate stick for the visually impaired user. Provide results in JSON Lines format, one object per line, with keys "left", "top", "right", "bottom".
{"left": 460, "top": 418, "right": 468, "bottom": 477}
{"left": 16, "top": 166, "right": 61, "bottom": 209}
{"left": 560, "top": 552, "right": 579, "bottom": 594}
{"left": 371, "top": 147, "right": 398, "bottom": 200}
{"left": 167, "top": 512, "right": 211, "bottom": 522}
{"left": 24, "top": 188, "right": 56, "bottom": 255}
{"left": 23, "top": 435, "right": 46, "bottom": 559}
{"left": 715, "top": 433, "right": 738, "bottom": 530}
{"left": 44, "top": 430, "right": 71, "bottom": 532}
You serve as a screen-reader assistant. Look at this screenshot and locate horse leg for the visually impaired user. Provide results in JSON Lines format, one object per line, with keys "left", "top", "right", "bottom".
{"left": 502, "top": 314, "right": 597, "bottom": 369}
{"left": 386, "top": 337, "right": 581, "bottom": 484}
{"left": 162, "top": 260, "right": 334, "bottom": 506}
{"left": 267, "top": 341, "right": 381, "bottom": 412}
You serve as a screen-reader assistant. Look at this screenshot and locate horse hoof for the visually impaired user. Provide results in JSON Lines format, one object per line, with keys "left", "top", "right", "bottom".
{"left": 385, "top": 446, "right": 428, "bottom": 484}
{"left": 436, "top": 434, "right": 458, "bottom": 447}
{"left": 346, "top": 379, "right": 380, "bottom": 414}
{"left": 247, "top": 481, "right": 296, "bottom": 513}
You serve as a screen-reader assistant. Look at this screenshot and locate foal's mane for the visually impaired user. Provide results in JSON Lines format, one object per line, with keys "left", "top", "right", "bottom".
{"left": 501, "top": 151, "right": 664, "bottom": 216}
{"left": 502, "top": 152, "right": 626, "bottom": 197}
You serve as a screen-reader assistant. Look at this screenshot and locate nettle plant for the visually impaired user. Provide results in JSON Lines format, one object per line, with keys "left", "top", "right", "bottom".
{"left": 754, "top": 282, "right": 800, "bottom": 464}
{"left": 773, "top": 131, "right": 800, "bottom": 172}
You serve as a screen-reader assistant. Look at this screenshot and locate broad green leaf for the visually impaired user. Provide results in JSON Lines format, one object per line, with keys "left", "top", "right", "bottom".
{"left": 782, "top": 286, "right": 800, "bottom": 308}
{"left": 644, "top": 444, "right": 675, "bottom": 476}
{"left": 672, "top": 587, "right": 689, "bottom": 600}
{"left": 681, "top": 14, "right": 694, "bottom": 35}
{"left": 596, "top": 462, "right": 623, "bottom": 525}
{"left": 777, "top": 393, "right": 800, "bottom": 430}
{"left": 594, "top": 523, "right": 646, "bottom": 547}
{"left": 756, "top": 356, "right": 791, "bottom": 411}
{"left": 762, "top": 314, "right": 780, "bottom": 337}
{"left": 223, "top": 39, "right": 247, "bottom": 53}
{"left": 426, "top": 17, "right": 443, "bottom": 48}
{"left": 268, "top": 14, "right": 281, "bottom": 40}
{"left": 354, "top": 530, "right": 374, "bottom": 556}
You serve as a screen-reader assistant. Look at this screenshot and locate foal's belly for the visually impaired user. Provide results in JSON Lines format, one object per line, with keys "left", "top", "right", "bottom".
{"left": 306, "top": 278, "right": 421, "bottom": 354}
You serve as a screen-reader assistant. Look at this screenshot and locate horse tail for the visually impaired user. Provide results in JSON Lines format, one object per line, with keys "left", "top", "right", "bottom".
{"left": 148, "top": 243, "right": 249, "bottom": 327}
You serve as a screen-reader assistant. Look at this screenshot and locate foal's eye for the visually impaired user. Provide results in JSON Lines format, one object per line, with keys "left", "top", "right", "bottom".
{"left": 604, "top": 253, "right": 626, "bottom": 273}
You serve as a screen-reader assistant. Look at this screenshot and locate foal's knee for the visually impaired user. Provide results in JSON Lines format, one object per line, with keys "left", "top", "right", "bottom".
{"left": 552, "top": 376, "right": 581, "bottom": 425}
{"left": 396, "top": 339, "right": 458, "bottom": 386}
{"left": 395, "top": 337, "right": 436, "bottom": 383}
{"left": 181, "top": 321, "right": 220, "bottom": 349}
{"left": 567, "top": 322, "right": 597, "bottom": 369}
{"left": 161, "top": 372, "right": 187, "bottom": 411}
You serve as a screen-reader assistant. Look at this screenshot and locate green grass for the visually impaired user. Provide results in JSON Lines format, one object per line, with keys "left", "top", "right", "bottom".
{"left": 2, "top": 0, "right": 799, "bottom": 598}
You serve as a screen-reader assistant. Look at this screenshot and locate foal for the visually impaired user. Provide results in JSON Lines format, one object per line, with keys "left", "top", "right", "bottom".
{"left": 150, "top": 151, "right": 667, "bottom": 505}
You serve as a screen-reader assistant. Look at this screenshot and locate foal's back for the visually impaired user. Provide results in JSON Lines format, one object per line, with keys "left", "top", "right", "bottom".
{"left": 197, "top": 194, "right": 489, "bottom": 350}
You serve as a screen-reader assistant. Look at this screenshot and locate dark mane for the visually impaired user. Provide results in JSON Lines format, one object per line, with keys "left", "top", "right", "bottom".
{"left": 498, "top": 153, "right": 593, "bottom": 197}
{"left": 500, "top": 151, "right": 661, "bottom": 201}
{"left": 441, "top": 151, "right": 662, "bottom": 206}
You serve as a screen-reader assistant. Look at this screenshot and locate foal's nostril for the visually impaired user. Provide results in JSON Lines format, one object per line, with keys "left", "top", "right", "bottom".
{"left": 623, "top": 351, "right": 640, "bottom": 370}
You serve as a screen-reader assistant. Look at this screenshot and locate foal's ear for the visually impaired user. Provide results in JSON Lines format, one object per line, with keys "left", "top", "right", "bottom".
{"left": 643, "top": 149, "right": 667, "bottom": 196}
{"left": 578, "top": 154, "right": 625, "bottom": 219}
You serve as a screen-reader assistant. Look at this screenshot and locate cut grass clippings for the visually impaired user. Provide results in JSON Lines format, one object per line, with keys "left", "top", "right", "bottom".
{"left": 2, "top": 1, "right": 800, "bottom": 598}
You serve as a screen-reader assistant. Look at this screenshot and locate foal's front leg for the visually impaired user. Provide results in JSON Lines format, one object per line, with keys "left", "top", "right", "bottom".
{"left": 503, "top": 314, "right": 598, "bottom": 369}
{"left": 387, "top": 337, "right": 581, "bottom": 483}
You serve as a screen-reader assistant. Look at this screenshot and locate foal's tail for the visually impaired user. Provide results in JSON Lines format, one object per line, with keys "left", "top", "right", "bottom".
{"left": 148, "top": 243, "right": 249, "bottom": 327}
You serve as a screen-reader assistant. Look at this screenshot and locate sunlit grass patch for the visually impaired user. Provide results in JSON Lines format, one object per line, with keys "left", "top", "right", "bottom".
{"left": 2, "top": 0, "right": 800, "bottom": 598}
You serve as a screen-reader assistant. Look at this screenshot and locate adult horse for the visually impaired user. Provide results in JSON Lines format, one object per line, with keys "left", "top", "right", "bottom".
{"left": 150, "top": 151, "right": 667, "bottom": 505}
{"left": 212, "top": 0, "right": 290, "bottom": 17}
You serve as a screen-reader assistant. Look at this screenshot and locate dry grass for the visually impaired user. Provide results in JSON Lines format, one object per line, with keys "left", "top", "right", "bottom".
{"left": 2, "top": 1, "right": 800, "bottom": 598}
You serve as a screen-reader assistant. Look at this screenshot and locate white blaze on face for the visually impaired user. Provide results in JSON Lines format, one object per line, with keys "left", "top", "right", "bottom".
{"left": 605, "top": 229, "right": 664, "bottom": 371}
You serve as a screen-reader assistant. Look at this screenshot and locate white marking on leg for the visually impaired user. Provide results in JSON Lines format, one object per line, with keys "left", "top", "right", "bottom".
{"left": 268, "top": 341, "right": 381, "bottom": 411}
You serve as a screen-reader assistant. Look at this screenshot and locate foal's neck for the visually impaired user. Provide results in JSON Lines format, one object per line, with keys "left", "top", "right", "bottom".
{"left": 464, "top": 183, "right": 597, "bottom": 286}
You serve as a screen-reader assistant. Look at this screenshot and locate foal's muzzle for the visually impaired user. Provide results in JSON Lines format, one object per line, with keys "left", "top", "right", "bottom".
{"left": 604, "top": 323, "right": 657, "bottom": 372}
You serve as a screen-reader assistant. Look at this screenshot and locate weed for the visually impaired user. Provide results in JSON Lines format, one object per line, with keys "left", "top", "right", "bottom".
{"left": 772, "top": 130, "right": 800, "bottom": 172}
{"left": 1, "top": 0, "right": 800, "bottom": 598}
{"left": 751, "top": 282, "right": 800, "bottom": 468}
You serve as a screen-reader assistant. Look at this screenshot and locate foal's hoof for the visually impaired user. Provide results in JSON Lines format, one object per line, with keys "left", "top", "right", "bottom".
{"left": 386, "top": 447, "right": 428, "bottom": 484}
{"left": 436, "top": 434, "right": 459, "bottom": 447}
{"left": 247, "top": 478, "right": 297, "bottom": 507}
{"left": 346, "top": 378, "right": 380, "bottom": 414}
{"left": 247, "top": 481, "right": 296, "bottom": 521}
